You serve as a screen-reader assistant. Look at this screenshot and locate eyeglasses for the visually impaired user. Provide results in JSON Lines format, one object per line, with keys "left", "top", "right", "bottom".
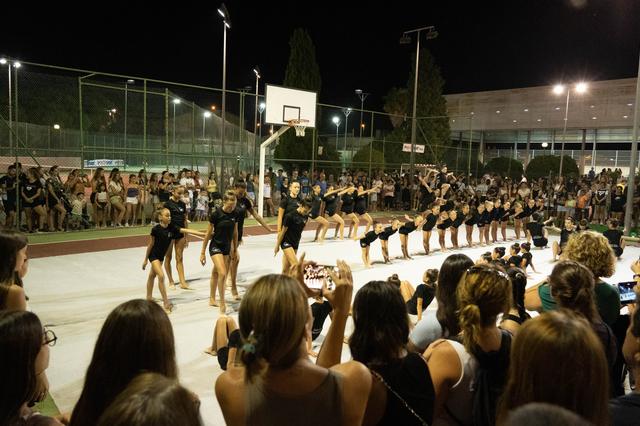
{"left": 43, "top": 327, "right": 57, "bottom": 347}
{"left": 466, "top": 265, "right": 509, "bottom": 281}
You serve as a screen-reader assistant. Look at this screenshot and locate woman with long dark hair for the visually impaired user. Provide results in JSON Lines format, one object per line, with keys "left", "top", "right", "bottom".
{"left": 0, "top": 310, "right": 60, "bottom": 425}
{"left": 46, "top": 165, "right": 66, "bottom": 232}
{"left": 0, "top": 230, "right": 29, "bottom": 310}
{"left": 163, "top": 186, "right": 190, "bottom": 290}
{"left": 408, "top": 253, "right": 474, "bottom": 353}
{"left": 22, "top": 168, "right": 47, "bottom": 233}
{"left": 500, "top": 267, "right": 530, "bottom": 336}
{"left": 108, "top": 168, "right": 126, "bottom": 227}
{"left": 350, "top": 281, "right": 436, "bottom": 425}
{"left": 70, "top": 300, "right": 178, "bottom": 426}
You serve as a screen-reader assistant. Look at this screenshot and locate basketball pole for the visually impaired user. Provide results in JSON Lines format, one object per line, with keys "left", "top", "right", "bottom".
{"left": 258, "top": 125, "right": 292, "bottom": 216}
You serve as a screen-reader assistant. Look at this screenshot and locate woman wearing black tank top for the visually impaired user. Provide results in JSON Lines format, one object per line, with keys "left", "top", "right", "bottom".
{"left": 436, "top": 211, "right": 452, "bottom": 252}
{"left": 398, "top": 215, "right": 425, "bottom": 260}
{"left": 308, "top": 184, "right": 330, "bottom": 244}
{"left": 351, "top": 184, "right": 381, "bottom": 240}
{"left": 339, "top": 185, "right": 360, "bottom": 238}
{"left": 163, "top": 186, "right": 190, "bottom": 289}
{"left": 311, "top": 185, "right": 348, "bottom": 241}
{"left": 490, "top": 199, "right": 503, "bottom": 243}
{"left": 513, "top": 201, "right": 526, "bottom": 240}
{"left": 421, "top": 204, "right": 440, "bottom": 255}
{"left": 379, "top": 218, "right": 401, "bottom": 263}
{"left": 462, "top": 203, "right": 476, "bottom": 247}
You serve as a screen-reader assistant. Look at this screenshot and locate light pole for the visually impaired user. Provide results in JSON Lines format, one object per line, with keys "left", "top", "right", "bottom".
{"left": 252, "top": 66, "right": 261, "bottom": 173}
{"left": 553, "top": 82, "right": 587, "bottom": 177}
{"left": 343, "top": 107, "right": 352, "bottom": 166}
{"left": 400, "top": 26, "right": 438, "bottom": 180}
{"left": 258, "top": 102, "right": 266, "bottom": 140}
{"left": 332, "top": 116, "right": 341, "bottom": 151}
{"left": 2, "top": 58, "right": 21, "bottom": 230}
{"left": 124, "top": 79, "right": 134, "bottom": 159}
{"left": 624, "top": 52, "right": 640, "bottom": 235}
{"left": 203, "top": 111, "right": 211, "bottom": 139}
{"left": 355, "top": 89, "right": 370, "bottom": 138}
{"left": 172, "top": 98, "right": 181, "bottom": 166}
{"left": 218, "top": 3, "right": 231, "bottom": 191}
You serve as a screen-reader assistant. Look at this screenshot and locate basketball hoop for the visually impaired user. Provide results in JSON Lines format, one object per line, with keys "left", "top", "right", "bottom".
{"left": 288, "top": 119, "right": 309, "bottom": 137}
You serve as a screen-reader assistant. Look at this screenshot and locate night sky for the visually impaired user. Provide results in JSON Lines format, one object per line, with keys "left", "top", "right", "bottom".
{"left": 1, "top": 0, "right": 640, "bottom": 111}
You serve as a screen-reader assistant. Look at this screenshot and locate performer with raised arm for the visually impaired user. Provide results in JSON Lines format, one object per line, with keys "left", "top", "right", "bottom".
{"left": 351, "top": 184, "right": 380, "bottom": 239}
{"left": 229, "top": 180, "right": 275, "bottom": 300}
{"left": 398, "top": 214, "right": 425, "bottom": 260}
{"left": 143, "top": 208, "right": 206, "bottom": 313}
{"left": 379, "top": 218, "right": 400, "bottom": 263}
{"left": 500, "top": 200, "right": 513, "bottom": 242}
{"left": 339, "top": 184, "right": 360, "bottom": 239}
{"left": 314, "top": 184, "right": 349, "bottom": 241}
{"left": 308, "top": 183, "right": 331, "bottom": 243}
{"left": 356, "top": 222, "right": 384, "bottom": 268}
{"left": 421, "top": 203, "right": 440, "bottom": 255}
{"left": 545, "top": 216, "right": 576, "bottom": 261}
{"left": 275, "top": 198, "right": 312, "bottom": 273}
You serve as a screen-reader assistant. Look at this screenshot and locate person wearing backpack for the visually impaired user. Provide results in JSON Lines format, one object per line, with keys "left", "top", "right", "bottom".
{"left": 424, "top": 263, "right": 512, "bottom": 426}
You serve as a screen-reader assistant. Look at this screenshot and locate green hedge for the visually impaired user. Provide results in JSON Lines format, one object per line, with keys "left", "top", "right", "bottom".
{"left": 483, "top": 157, "right": 524, "bottom": 180}
{"left": 526, "top": 155, "right": 579, "bottom": 180}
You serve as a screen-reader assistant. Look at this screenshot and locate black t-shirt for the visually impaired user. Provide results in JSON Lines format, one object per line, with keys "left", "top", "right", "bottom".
{"left": 441, "top": 200, "right": 455, "bottom": 212}
{"left": 341, "top": 192, "right": 355, "bottom": 208}
{"left": 234, "top": 196, "right": 253, "bottom": 240}
{"left": 610, "top": 392, "right": 640, "bottom": 426}
{"left": 0, "top": 175, "right": 18, "bottom": 199}
{"left": 355, "top": 191, "right": 368, "bottom": 211}
{"left": 521, "top": 252, "right": 533, "bottom": 267}
{"left": 399, "top": 221, "right": 418, "bottom": 235}
{"left": 379, "top": 226, "right": 398, "bottom": 241}
{"left": 360, "top": 230, "right": 379, "bottom": 246}
{"left": 279, "top": 193, "right": 301, "bottom": 217}
{"left": 283, "top": 211, "right": 308, "bottom": 248}
{"left": 501, "top": 208, "right": 513, "bottom": 222}
{"left": 492, "top": 207, "right": 504, "bottom": 222}
{"left": 476, "top": 211, "right": 488, "bottom": 227}
{"left": 149, "top": 223, "right": 180, "bottom": 260}
{"left": 323, "top": 193, "right": 338, "bottom": 213}
{"left": 450, "top": 213, "right": 465, "bottom": 228}
{"left": 22, "top": 179, "right": 42, "bottom": 199}
{"left": 507, "top": 255, "right": 522, "bottom": 267}
{"left": 422, "top": 213, "right": 438, "bottom": 231}
{"left": 406, "top": 284, "right": 436, "bottom": 315}
{"left": 310, "top": 193, "right": 322, "bottom": 217}
{"left": 560, "top": 227, "right": 574, "bottom": 246}
{"left": 611, "top": 194, "right": 625, "bottom": 212}
{"left": 209, "top": 206, "right": 238, "bottom": 247}
{"left": 437, "top": 218, "right": 452, "bottom": 230}
{"left": 464, "top": 212, "right": 476, "bottom": 226}
{"left": 595, "top": 189, "right": 608, "bottom": 205}
{"left": 603, "top": 229, "right": 623, "bottom": 247}
{"left": 435, "top": 172, "right": 447, "bottom": 188}
{"left": 526, "top": 222, "right": 544, "bottom": 239}
{"left": 164, "top": 198, "right": 187, "bottom": 228}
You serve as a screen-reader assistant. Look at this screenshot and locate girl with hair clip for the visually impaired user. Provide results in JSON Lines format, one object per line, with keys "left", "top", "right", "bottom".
{"left": 496, "top": 311, "right": 610, "bottom": 426}
{"left": 499, "top": 200, "right": 512, "bottom": 242}
{"left": 448, "top": 209, "right": 465, "bottom": 249}
{"left": 475, "top": 202, "right": 488, "bottom": 246}
{"left": 398, "top": 214, "right": 425, "bottom": 260}
{"left": 163, "top": 186, "right": 191, "bottom": 290}
{"left": 424, "top": 263, "right": 513, "bottom": 426}
{"left": 491, "top": 246, "right": 507, "bottom": 266}
{"left": 513, "top": 201, "right": 527, "bottom": 240}
{"left": 355, "top": 222, "right": 384, "bottom": 268}
{"left": 378, "top": 218, "right": 400, "bottom": 264}
{"left": 483, "top": 200, "right": 495, "bottom": 244}
{"left": 144, "top": 208, "right": 206, "bottom": 313}
{"left": 436, "top": 210, "right": 451, "bottom": 253}
{"left": 97, "top": 372, "right": 202, "bottom": 426}
{"left": 0, "top": 311, "right": 61, "bottom": 426}
{"left": 200, "top": 192, "right": 238, "bottom": 314}
{"left": 463, "top": 203, "right": 476, "bottom": 247}
{"left": 421, "top": 203, "right": 440, "bottom": 255}
{"left": 274, "top": 198, "right": 312, "bottom": 274}
{"left": 490, "top": 198, "right": 503, "bottom": 243}
{"left": 71, "top": 300, "right": 178, "bottom": 426}
{"left": 215, "top": 262, "right": 372, "bottom": 426}
{"left": 500, "top": 267, "right": 530, "bottom": 336}
{"left": 351, "top": 183, "right": 381, "bottom": 240}
{"left": 519, "top": 242, "right": 537, "bottom": 273}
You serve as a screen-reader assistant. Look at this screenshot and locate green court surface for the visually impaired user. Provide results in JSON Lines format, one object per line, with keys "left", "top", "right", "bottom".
{"left": 26, "top": 211, "right": 404, "bottom": 245}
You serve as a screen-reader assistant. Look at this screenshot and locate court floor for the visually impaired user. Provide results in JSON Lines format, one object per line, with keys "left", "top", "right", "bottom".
{"left": 27, "top": 227, "right": 637, "bottom": 425}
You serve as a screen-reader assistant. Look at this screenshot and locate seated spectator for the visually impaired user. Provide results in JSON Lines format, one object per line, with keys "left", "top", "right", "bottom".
{"left": 500, "top": 267, "right": 530, "bottom": 336}
{"left": 0, "top": 310, "right": 62, "bottom": 425}
{"left": 215, "top": 262, "right": 371, "bottom": 426}
{"left": 97, "top": 372, "right": 202, "bottom": 426}
{"left": 609, "top": 286, "right": 640, "bottom": 426}
{"left": 525, "top": 231, "right": 620, "bottom": 327}
{"left": 504, "top": 403, "right": 592, "bottom": 426}
{"left": 408, "top": 254, "right": 474, "bottom": 353}
{"left": 205, "top": 315, "right": 241, "bottom": 371}
{"left": 70, "top": 300, "right": 178, "bottom": 425}
{"left": 349, "top": 280, "right": 436, "bottom": 425}
{"left": 425, "top": 263, "right": 512, "bottom": 425}
{"left": 402, "top": 269, "right": 438, "bottom": 322}
{"left": 497, "top": 310, "right": 609, "bottom": 425}
{"left": 0, "top": 230, "right": 29, "bottom": 310}
{"left": 603, "top": 218, "right": 625, "bottom": 258}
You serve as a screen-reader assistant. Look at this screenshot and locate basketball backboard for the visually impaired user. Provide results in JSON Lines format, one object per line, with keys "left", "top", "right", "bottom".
{"left": 265, "top": 84, "right": 317, "bottom": 128}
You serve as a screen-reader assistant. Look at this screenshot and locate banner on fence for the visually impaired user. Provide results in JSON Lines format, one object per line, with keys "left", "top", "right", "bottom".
{"left": 83, "top": 159, "right": 125, "bottom": 168}
{"left": 402, "top": 143, "right": 425, "bottom": 153}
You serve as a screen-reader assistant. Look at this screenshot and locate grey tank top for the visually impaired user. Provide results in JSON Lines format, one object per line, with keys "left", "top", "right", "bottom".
{"left": 246, "top": 369, "right": 344, "bottom": 426}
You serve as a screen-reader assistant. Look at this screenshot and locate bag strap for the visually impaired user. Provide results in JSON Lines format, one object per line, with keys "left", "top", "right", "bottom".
{"left": 370, "top": 369, "right": 429, "bottom": 426}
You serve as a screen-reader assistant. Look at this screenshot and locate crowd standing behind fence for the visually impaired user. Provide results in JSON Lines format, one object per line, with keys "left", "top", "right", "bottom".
{"left": 1, "top": 161, "right": 639, "bottom": 233}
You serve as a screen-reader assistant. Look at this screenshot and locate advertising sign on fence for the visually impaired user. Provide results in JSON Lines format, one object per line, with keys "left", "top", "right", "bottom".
{"left": 402, "top": 143, "right": 425, "bottom": 153}
{"left": 83, "top": 159, "right": 125, "bottom": 168}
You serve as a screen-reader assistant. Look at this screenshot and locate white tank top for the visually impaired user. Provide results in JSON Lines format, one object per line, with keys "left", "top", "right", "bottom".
{"left": 433, "top": 339, "right": 477, "bottom": 426}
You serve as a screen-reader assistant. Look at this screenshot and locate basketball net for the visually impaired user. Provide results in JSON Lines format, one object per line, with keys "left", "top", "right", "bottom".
{"left": 287, "top": 119, "right": 309, "bottom": 137}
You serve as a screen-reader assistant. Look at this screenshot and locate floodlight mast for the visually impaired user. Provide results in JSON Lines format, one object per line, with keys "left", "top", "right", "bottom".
{"left": 258, "top": 124, "right": 293, "bottom": 217}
